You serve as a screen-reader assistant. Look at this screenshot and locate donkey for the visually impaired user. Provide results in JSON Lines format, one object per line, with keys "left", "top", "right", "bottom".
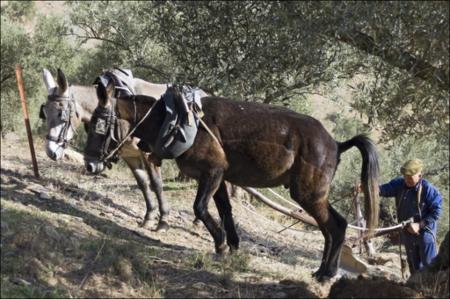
{"left": 85, "top": 83, "right": 380, "bottom": 282}
{"left": 40, "top": 68, "right": 170, "bottom": 230}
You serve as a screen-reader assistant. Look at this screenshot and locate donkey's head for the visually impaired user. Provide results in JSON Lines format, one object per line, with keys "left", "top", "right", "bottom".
{"left": 41, "top": 68, "right": 81, "bottom": 160}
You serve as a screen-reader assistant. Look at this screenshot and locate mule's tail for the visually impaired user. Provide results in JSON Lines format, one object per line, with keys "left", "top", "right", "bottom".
{"left": 338, "top": 134, "right": 380, "bottom": 232}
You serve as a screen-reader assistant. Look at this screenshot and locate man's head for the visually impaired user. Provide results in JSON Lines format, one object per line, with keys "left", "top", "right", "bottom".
{"left": 401, "top": 159, "right": 423, "bottom": 187}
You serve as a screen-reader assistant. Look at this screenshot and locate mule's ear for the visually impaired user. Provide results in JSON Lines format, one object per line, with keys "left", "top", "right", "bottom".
{"left": 57, "top": 68, "right": 68, "bottom": 94}
{"left": 96, "top": 82, "right": 108, "bottom": 105}
{"left": 42, "top": 68, "right": 57, "bottom": 94}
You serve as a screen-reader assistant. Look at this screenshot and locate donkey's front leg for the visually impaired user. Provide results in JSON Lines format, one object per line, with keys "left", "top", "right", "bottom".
{"left": 193, "top": 169, "right": 227, "bottom": 254}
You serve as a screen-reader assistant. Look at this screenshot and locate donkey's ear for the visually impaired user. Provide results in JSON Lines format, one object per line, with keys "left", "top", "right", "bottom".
{"left": 57, "top": 68, "right": 68, "bottom": 94}
{"left": 42, "top": 68, "right": 57, "bottom": 94}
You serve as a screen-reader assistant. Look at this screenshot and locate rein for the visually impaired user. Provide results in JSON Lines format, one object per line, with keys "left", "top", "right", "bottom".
{"left": 102, "top": 97, "right": 153, "bottom": 163}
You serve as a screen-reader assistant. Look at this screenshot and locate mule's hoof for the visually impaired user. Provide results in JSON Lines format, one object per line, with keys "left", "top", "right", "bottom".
{"left": 312, "top": 269, "right": 322, "bottom": 278}
{"left": 312, "top": 269, "right": 336, "bottom": 283}
{"left": 215, "top": 243, "right": 228, "bottom": 255}
{"left": 139, "top": 219, "right": 154, "bottom": 228}
{"left": 229, "top": 245, "right": 239, "bottom": 254}
{"left": 193, "top": 218, "right": 202, "bottom": 226}
{"left": 155, "top": 221, "right": 170, "bottom": 232}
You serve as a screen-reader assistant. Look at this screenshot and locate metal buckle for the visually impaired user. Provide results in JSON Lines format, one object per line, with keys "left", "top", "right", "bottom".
{"left": 60, "top": 109, "right": 69, "bottom": 121}
{"left": 95, "top": 118, "right": 107, "bottom": 135}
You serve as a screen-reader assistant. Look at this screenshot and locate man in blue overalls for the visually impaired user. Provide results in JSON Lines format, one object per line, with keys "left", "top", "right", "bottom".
{"left": 379, "top": 159, "right": 442, "bottom": 274}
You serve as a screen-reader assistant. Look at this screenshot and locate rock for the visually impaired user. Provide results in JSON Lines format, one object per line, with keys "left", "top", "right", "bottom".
{"left": 39, "top": 192, "right": 52, "bottom": 200}
{"left": 328, "top": 276, "right": 423, "bottom": 298}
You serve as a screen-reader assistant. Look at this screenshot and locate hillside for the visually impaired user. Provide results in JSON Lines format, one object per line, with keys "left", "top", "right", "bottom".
{"left": 2, "top": 132, "right": 434, "bottom": 298}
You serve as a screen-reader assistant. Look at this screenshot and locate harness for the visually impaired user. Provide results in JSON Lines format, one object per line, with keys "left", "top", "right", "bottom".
{"left": 39, "top": 90, "right": 77, "bottom": 147}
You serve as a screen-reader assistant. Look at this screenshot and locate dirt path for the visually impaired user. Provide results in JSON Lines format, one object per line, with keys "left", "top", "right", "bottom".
{"left": 1, "top": 133, "right": 406, "bottom": 298}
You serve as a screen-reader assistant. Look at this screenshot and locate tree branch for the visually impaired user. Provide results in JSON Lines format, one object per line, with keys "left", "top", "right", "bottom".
{"left": 1, "top": 72, "right": 14, "bottom": 85}
{"left": 334, "top": 29, "right": 449, "bottom": 92}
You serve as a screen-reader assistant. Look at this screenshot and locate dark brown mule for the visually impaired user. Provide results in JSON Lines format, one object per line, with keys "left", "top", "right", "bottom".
{"left": 86, "top": 84, "right": 380, "bottom": 282}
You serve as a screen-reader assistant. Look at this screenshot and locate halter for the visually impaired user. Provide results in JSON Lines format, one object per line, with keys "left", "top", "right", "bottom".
{"left": 40, "top": 89, "right": 77, "bottom": 147}
{"left": 85, "top": 100, "right": 120, "bottom": 167}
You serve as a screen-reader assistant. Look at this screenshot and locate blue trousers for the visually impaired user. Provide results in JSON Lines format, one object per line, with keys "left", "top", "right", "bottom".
{"left": 402, "top": 230, "right": 437, "bottom": 274}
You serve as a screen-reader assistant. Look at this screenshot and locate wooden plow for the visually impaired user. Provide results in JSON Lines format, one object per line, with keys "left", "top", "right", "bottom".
{"left": 241, "top": 186, "right": 412, "bottom": 274}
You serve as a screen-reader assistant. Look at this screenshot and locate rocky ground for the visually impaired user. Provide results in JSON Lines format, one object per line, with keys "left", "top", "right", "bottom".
{"left": 1, "top": 133, "right": 446, "bottom": 298}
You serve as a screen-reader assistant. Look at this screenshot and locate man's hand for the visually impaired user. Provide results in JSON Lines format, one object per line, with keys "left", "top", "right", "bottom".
{"left": 406, "top": 222, "right": 421, "bottom": 235}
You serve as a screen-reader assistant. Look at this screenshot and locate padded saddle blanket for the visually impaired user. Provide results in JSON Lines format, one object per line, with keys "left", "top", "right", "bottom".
{"left": 153, "top": 85, "right": 203, "bottom": 159}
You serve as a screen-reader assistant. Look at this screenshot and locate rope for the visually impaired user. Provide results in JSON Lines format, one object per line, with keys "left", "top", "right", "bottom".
{"left": 348, "top": 218, "right": 413, "bottom": 232}
{"left": 197, "top": 117, "right": 223, "bottom": 146}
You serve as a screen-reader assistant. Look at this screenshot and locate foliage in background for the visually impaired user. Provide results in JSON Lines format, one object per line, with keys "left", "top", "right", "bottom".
{"left": 66, "top": 1, "right": 174, "bottom": 85}
{"left": 66, "top": 1, "right": 449, "bottom": 142}
{"left": 1, "top": 2, "right": 84, "bottom": 135}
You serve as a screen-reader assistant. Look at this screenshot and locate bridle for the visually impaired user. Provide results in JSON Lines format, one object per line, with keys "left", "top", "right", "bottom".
{"left": 84, "top": 99, "right": 120, "bottom": 168}
{"left": 39, "top": 89, "right": 77, "bottom": 147}
{"left": 86, "top": 71, "right": 153, "bottom": 167}
{"left": 85, "top": 93, "right": 155, "bottom": 168}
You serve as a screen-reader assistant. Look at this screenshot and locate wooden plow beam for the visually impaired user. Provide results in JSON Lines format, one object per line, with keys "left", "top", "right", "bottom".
{"left": 242, "top": 187, "right": 412, "bottom": 274}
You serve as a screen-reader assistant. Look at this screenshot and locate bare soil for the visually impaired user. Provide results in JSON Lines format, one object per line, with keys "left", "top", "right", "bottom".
{"left": 0, "top": 133, "right": 429, "bottom": 298}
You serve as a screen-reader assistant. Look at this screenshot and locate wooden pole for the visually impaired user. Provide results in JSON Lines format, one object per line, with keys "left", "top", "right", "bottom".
{"left": 242, "top": 187, "right": 318, "bottom": 226}
{"left": 15, "top": 64, "right": 39, "bottom": 178}
{"left": 353, "top": 183, "right": 375, "bottom": 256}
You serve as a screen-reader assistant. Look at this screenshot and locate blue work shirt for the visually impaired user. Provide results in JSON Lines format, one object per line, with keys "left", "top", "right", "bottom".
{"left": 379, "top": 177, "right": 442, "bottom": 235}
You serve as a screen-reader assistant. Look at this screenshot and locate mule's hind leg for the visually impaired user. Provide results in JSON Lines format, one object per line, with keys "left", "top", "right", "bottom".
{"left": 326, "top": 205, "right": 347, "bottom": 276}
{"left": 123, "top": 156, "right": 157, "bottom": 228}
{"left": 193, "top": 170, "right": 228, "bottom": 254}
{"left": 143, "top": 153, "right": 170, "bottom": 231}
{"left": 301, "top": 202, "right": 346, "bottom": 281}
{"left": 291, "top": 185, "right": 332, "bottom": 279}
{"left": 290, "top": 160, "right": 345, "bottom": 282}
{"left": 213, "top": 181, "right": 239, "bottom": 252}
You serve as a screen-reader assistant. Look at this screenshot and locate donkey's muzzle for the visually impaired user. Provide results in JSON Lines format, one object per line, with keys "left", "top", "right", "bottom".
{"left": 45, "top": 140, "right": 64, "bottom": 161}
